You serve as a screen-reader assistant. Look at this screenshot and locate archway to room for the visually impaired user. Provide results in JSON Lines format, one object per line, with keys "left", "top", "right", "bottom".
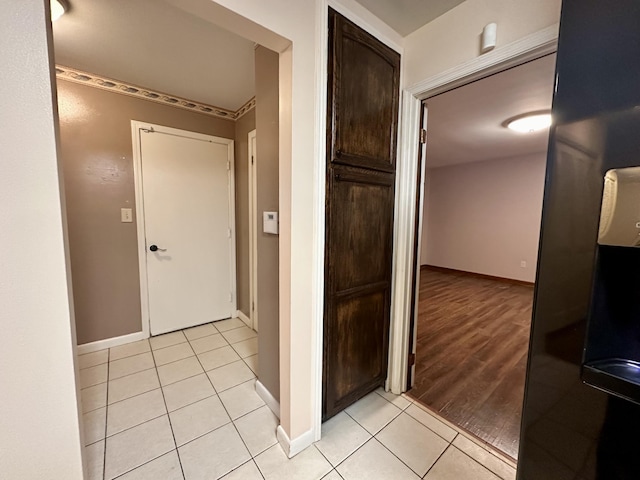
{"left": 50, "top": 1, "right": 291, "bottom": 477}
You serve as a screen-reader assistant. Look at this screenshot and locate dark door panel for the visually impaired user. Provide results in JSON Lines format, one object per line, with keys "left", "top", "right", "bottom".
{"left": 328, "top": 12, "right": 400, "bottom": 173}
{"left": 329, "top": 168, "right": 394, "bottom": 292}
{"left": 323, "top": 8, "right": 400, "bottom": 420}
{"left": 326, "top": 288, "right": 390, "bottom": 413}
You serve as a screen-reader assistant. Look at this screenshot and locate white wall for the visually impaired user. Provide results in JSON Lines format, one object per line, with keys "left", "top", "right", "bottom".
{"left": 403, "top": 0, "right": 561, "bottom": 87}
{"left": 421, "top": 153, "right": 546, "bottom": 282}
{"left": 420, "top": 172, "right": 432, "bottom": 265}
{"left": 0, "top": 1, "right": 84, "bottom": 478}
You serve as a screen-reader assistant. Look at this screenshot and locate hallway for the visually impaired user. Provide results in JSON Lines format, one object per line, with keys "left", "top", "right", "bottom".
{"left": 79, "top": 318, "right": 516, "bottom": 479}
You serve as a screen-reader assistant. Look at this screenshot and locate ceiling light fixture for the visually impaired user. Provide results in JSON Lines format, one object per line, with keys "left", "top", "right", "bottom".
{"left": 51, "top": 0, "right": 68, "bottom": 21}
{"left": 505, "top": 112, "right": 552, "bottom": 133}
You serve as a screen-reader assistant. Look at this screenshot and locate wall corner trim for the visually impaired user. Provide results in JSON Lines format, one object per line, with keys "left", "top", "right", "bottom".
{"left": 276, "top": 425, "right": 314, "bottom": 459}
{"left": 236, "top": 310, "right": 252, "bottom": 329}
{"left": 77, "top": 331, "right": 148, "bottom": 355}
{"left": 255, "top": 379, "right": 280, "bottom": 418}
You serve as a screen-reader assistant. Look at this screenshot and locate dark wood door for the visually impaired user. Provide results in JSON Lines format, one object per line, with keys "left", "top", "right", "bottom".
{"left": 323, "top": 9, "right": 401, "bottom": 420}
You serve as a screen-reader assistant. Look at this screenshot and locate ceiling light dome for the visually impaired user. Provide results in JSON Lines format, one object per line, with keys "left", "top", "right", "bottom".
{"left": 506, "top": 112, "right": 552, "bottom": 133}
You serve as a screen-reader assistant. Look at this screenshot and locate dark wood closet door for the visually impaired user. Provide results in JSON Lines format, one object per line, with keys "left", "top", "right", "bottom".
{"left": 323, "top": 9, "right": 401, "bottom": 420}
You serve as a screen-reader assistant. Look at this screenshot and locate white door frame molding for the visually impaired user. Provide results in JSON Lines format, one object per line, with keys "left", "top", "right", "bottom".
{"left": 386, "top": 24, "right": 559, "bottom": 394}
{"left": 131, "top": 120, "right": 237, "bottom": 338}
{"left": 248, "top": 129, "right": 258, "bottom": 331}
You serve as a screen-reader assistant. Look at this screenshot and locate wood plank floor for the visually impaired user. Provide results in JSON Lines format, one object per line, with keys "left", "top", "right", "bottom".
{"left": 408, "top": 267, "right": 533, "bottom": 460}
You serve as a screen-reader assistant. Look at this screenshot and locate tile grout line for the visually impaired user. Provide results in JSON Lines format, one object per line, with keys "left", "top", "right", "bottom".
{"left": 453, "top": 433, "right": 518, "bottom": 475}
{"left": 313, "top": 441, "right": 343, "bottom": 473}
{"left": 371, "top": 432, "right": 430, "bottom": 479}
{"left": 408, "top": 393, "right": 517, "bottom": 467}
{"left": 108, "top": 346, "right": 219, "bottom": 385}
{"left": 403, "top": 414, "right": 461, "bottom": 445}
{"left": 452, "top": 442, "right": 513, "bottom": 480}
{"left": 422, "top": 440, "right": 456, "bottom": 479}
{"left": 187, "top": 334, "right": 259, "bottom": 477}
{"left": 150, "top": 341, "right": 187, "bottom": 480}
{"left": 332, "top": 412, "right": 375, "bottom": 469}
{"left": 107, "top": 329, "right": 255, "bottom": 382}
{"left": 107, "top": 385, "right": 164, "bottom": 409}
{"left": 89, "top": 322, "right": 253, "bottom": 479}
{"left": 343, "top": 397, "right": 404, "bottom": 437}
{"left": 103, "top": 360, "right": 183, "bottom": 476}
{"left": 339, "top": 397, "right": 435, "bottom": 476}
{"left": 101, "top": 348, "right": 110, "bottom": 480}
{"left": 252, "top": 458, "right": 267, "bottom": 480}
{"left": 222, "top": 459, "right": 266, "bottom": 480}
{"left": 332, "top": 436, "right": 377, "bottom": 472}
{"left": 240, "top": 355, "right": 258, "bottom": 375}
{"left": 78, "top": 360, "right": 109, "bottom": 372}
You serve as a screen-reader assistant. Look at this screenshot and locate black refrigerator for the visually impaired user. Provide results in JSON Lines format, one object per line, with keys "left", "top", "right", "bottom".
{"left": 518, "top": 1, "right": 640, "bottom": 479}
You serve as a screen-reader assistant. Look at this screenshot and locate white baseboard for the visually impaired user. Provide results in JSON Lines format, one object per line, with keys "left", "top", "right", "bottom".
{"left": 235, "top": 310, "right": 251, "bottom": 328}
{"left": 77, "top": 331, "right": 147, "bottom": 355}
{"left": 255, "top": 379, "right": 280, "bottom": 419}
{"left": 276, "top": 425, "right": 315, "bottom": 458}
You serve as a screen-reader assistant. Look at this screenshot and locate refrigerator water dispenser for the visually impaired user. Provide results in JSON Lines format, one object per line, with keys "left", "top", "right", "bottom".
{"left": 582, "top": 167, "right": 640, "bottom": 404}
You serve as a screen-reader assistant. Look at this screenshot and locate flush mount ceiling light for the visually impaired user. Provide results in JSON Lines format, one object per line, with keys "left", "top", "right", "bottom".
{"left": 51, "top": 0, "right": 68, "bottom": 21}
{"left": 505, "top": 112, "right": 552, "bottom": 133}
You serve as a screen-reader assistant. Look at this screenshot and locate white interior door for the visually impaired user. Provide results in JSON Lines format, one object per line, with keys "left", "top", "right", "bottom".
{"left": 135, "top": 123, "right": 236, "bottom": 335}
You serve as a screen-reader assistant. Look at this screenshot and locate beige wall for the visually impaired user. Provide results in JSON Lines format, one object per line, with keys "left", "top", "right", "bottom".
{"left": 421, "top": 153, "right": 546, "bottom": 282}
{"left": 235, "top": 110, "right": 256, "bottom": 317}
{"left": 8, "top": 0, "right": 564, "bottom": 463}
{"left": 0, "top": 1, "right": 84, "bottom": 477}
{"left": 403, "top": 0, "right": 561, "bottom": 87}
{"left": 58, "top": 80, "right": 236, "bottom": 344}
{"left": 255, "top": 45, "right": 280, "bottom": 402}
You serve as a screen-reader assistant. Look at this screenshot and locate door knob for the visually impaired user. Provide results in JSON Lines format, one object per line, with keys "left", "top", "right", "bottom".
{"left": 149, "top": 244, "right": 166, "bottom": 252}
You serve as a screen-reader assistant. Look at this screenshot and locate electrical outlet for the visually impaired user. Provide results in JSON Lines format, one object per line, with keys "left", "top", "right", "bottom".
{"left": 520, "top": 260, "right": 527, "bottom": 268}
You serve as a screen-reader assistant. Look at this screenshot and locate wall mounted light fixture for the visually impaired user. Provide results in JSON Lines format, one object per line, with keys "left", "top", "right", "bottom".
{"left": 51, "top": 0, "right": 68, "bottom": 21}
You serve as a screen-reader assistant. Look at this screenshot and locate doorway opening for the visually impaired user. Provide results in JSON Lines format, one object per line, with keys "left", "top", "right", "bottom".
{"left": 407, "top": 53, "right": 556, "bottom": 460}
{"left": 52, "top": 0, "right": 288, "bottom": 476}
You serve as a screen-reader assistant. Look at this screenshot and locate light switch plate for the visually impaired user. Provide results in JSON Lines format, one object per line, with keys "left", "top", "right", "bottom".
{"left": 121, "top": 208, "right": 133, "bottom": 223}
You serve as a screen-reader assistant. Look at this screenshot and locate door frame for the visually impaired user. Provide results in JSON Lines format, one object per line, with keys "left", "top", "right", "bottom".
{"left": 131, "top": 120, "right": 237, "bottom": 337}
{"left": 386, "top": 25, "right": 560, "bottom": 394}
{"left": 248, "top": 129, "right": 258, "bottom": 331}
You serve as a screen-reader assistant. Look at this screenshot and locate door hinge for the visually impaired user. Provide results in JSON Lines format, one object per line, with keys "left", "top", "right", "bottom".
{"left": 229, "top": 292, "right": 233, "bottom": 302}
{"left": 408, "top": 353, "right": 416, "bottom": 367}
{"left": 419, "top": 129, "right": 427, "bottom": 144}
{"left": 252, "top": 301, "right": 255, "bottom": 311}
{"left": 227, "top": 228, "right": 232, "bottom": 238}
{"left": 251, "top": 155, "right": 254, "bottom": 165}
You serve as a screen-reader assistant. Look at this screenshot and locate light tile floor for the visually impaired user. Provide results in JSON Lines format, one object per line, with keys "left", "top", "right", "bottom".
{"left": 79, "top": 318, "right": 517, "bottom": 479}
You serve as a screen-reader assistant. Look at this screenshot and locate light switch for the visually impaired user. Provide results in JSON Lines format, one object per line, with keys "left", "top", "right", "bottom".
{"left": 121, "top": 208, "right": 133, "bottom": 223}
{"left": 263, "top": 211, "right": 278, "bottom": 234}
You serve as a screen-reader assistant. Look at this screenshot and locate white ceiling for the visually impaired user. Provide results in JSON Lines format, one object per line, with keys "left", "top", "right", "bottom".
{"left": 425, "top": 54, "right": 556, "bottom": 168}
{"left": 52, "top": 0, "right": 256, "bottom": 111}
{"left": 354, "top": 0, "right": 466, "bottom": 36}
